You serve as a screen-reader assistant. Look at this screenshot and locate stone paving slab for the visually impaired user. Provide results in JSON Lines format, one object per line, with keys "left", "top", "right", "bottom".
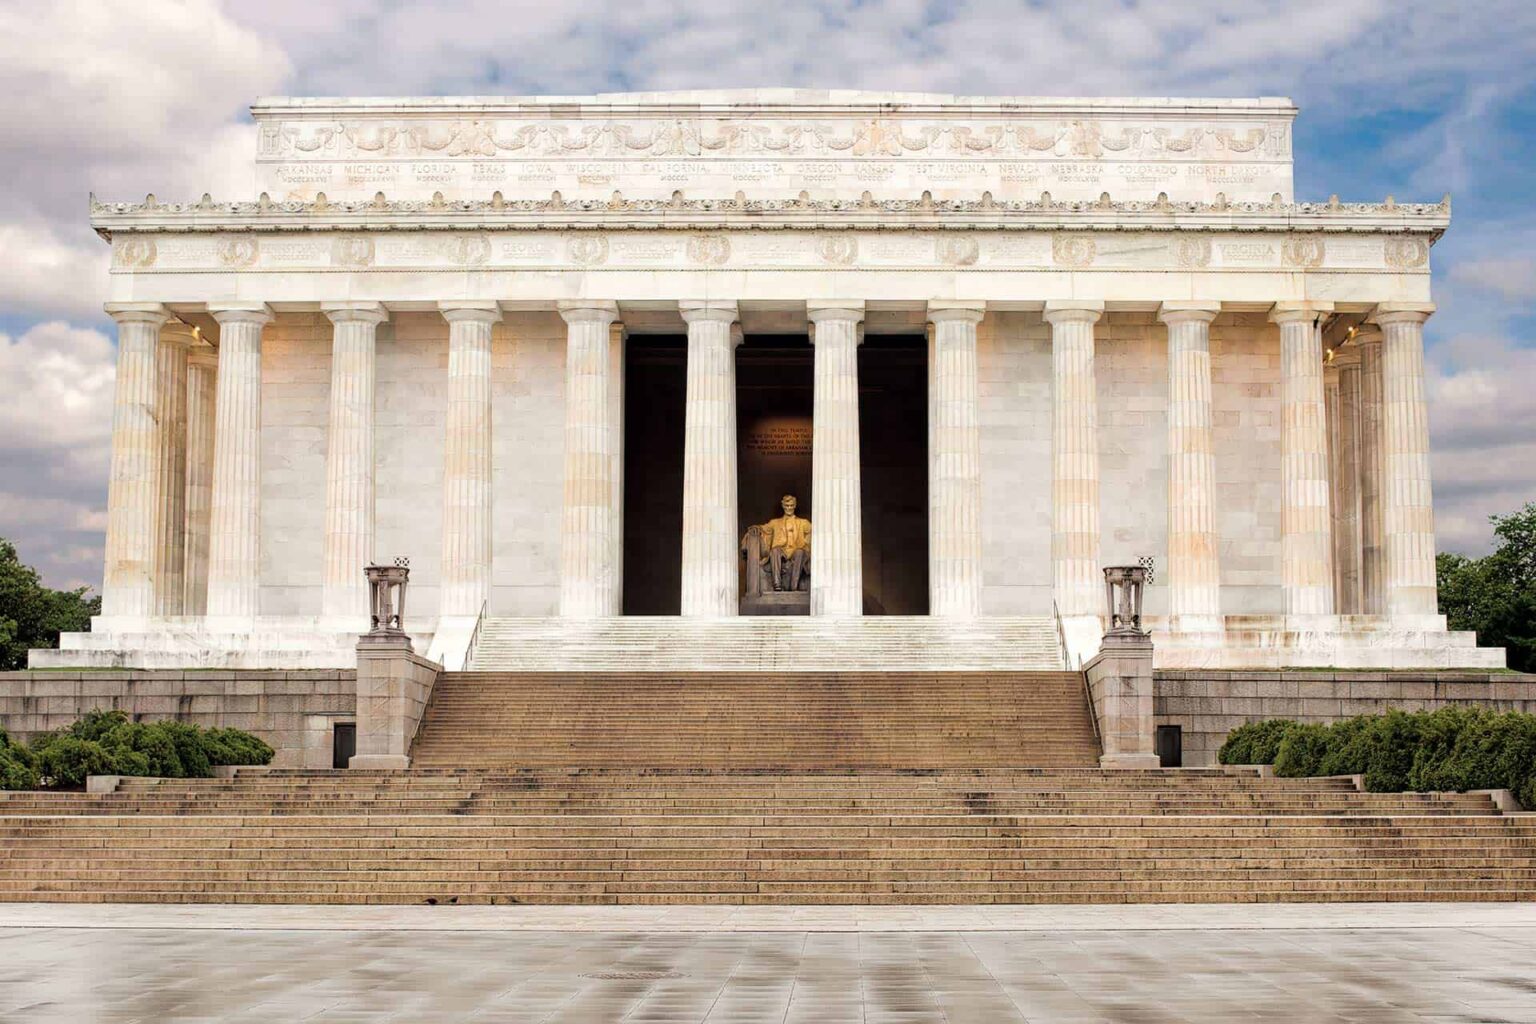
{"left": 4, "top": 921, "right": 1536, "bottom": 1023}
{"left": 3, "top": 901, "right": 1536, "bottom": 932}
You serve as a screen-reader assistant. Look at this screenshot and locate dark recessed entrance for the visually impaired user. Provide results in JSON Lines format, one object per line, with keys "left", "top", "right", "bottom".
{"left": 621, "top": 331, "right": 928, "bottom": 616}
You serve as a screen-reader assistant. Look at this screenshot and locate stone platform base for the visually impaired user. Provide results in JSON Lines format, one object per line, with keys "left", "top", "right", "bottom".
{"left": 31, "top": 616, "right": 435, "bottom": 670}
{"left": 1151, "top": 614, "right": 1503, "bottom": 671}
{"left": 741, "top": 591, "right": 811, "bottom": 616}
{"left": 466, "top": 616, "right": 1066, "bottom": 671}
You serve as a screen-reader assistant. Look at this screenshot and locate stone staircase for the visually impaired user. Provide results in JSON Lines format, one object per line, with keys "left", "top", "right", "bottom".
{"left": 465, "top": 617, "right": 1066, "bottom": 672}
{"left": 1, "top": 769, "right": 1532, "bottom": 905}
{"left": 410, "top": 671, "right": 1098, "bottom": 769}
{"left": 2, "top": 662, "right": 1532, "bottom": 907}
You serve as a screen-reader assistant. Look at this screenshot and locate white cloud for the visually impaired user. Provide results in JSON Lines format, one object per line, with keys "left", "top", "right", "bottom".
{"left": 1427, "top": 332, "right": 1536, "bottom": 555}
{"left": 1450, "top": 258, "right": 1536, "bottom": 305}
{"left": 0, "top": 321, "right": 117, "bottom": 590}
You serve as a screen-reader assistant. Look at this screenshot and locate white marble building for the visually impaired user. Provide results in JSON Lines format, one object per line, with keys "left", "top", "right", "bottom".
{"left": 38, "top": 90, "right": 1503, "bottom": 672}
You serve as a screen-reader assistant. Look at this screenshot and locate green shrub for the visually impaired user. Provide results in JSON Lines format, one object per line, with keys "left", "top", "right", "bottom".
{"left": 1217, "top": 708, "right": 1536, "bottom": 808}
{"left": 36, "top": 737, "right": 117, "bottom": 788}
{"left": 1217, "top": 719, "right": 1298, "bottom": 765}
{"left": 1274, "top": 724, "right": 1332, "bottom": 777}
{"left": 203, "top": 728, "right": 275, "bottom": 767}
{"left": 2, "top": 711, "right": 275, "bottom": 789}
{"left": 0, "top": 728, "right": 37, "bottom": 790}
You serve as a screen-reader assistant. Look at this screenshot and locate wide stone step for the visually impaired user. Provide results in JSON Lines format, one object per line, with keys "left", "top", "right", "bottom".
{"left": 466, "top": 617, "right": 1066, "bottom": 671}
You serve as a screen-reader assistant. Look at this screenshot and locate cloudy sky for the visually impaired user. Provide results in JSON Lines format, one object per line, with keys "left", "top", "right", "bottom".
{"left": 1, "top": 0, "right": 1533, "bottom": 590}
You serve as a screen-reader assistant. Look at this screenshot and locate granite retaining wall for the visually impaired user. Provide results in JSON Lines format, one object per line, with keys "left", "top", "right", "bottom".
{"left": 1156, "top": 669, "right": 1536, "bottom": 766}
{"left": 0, "top": 670, "right": 356, "bottom": 768}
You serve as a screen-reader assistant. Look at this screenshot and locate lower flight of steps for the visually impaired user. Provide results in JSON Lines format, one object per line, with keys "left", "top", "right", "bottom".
{"left": 466, "top": 617, "right": 1067, "bottom": 672}
{"left": 410, "top": 672, "right": 1100, "bottom": 769}
{"left": 2, "top": 768, "right": 1533, "bottom": 905}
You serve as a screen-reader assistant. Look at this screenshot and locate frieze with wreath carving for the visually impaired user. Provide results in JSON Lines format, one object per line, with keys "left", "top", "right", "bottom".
{"left": 258, "top": 118, "right": 1294, "bottom": 162}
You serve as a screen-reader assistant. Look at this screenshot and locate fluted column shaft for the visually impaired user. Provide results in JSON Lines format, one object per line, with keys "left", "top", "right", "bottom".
{"left": 153, "top": 322, "right": 193, "bottom": 616}
{"left": 438, "top": 303, "right": 499, "bottom": 618}
{"left": 1334, "top": 358, "right": 1364, "bottom": 614}
{"left": 1273, "top": 304, "right": 1335, "bottom": 616}
{"left": 559, "top": 302, "right": 622, "bottom": 618}
{"left": 101, "top": 304, "right": 170, "bottom": 619}
{"left": 206, "top": 305, "right": 273, "bottom": 621}
{"left": 1160, "top": 303, "right": 1223, "bottom": 630}
{"left": 183, "top": 347, "right": 218, "bottom": 615}
{"left": 1045, "top": 302, "right": 1104, "bottom": 619}
{"left": 927, "top": 304, "right": 985, "bottom": 618}
{"left": 1373, "top": 305, "right": 1439, "bottom": 617}
{"left": 809, "top": 302, "right": 865, "bottom": 617}
{"left": 320, "top": 304, "right": 386, "bottom": 619}
{"left": 679, "top": 301, "right": 741, "bottom": 617}
{"left": 1357, "top": 329, "right": 1386, "bottom": 614}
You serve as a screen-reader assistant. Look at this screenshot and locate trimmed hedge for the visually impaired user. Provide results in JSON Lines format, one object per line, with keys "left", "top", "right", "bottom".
{"left": 1218, "top": 707, "right": 1536, "bottom": 808}
{"left": 2, "top": 710, "right": 274, "bottom": 790}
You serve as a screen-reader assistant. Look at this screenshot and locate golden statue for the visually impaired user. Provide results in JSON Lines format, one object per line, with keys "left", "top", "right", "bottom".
{"left": 742, "top": 494, "right": 811, "bottom": 595}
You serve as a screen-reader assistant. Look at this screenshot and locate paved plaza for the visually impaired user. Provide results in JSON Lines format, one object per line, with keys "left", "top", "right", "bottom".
{"left": 3, "top": 905, "right": 1535, "bottom": 1023}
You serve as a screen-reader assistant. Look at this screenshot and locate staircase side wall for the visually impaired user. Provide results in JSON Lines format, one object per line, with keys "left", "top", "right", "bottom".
{"left": 1156, "top": 669, "right": 1536, "bottom": 766}
{"left": 0, "top": 670, "right": 356, "bottom": 768}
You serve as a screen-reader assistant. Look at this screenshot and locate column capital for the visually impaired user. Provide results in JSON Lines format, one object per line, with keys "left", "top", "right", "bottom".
{"left": 438, "top": 301, "right": 502, "bottom": 325}
{"left": 927, "top": 301, "right": 986, "bottom": 325}
{"left": 1043, "top": 300, "right": 1104, "bottom": 326}
{"left": 1269, "top": 301, "right": 1335, "bottom": 324}
{"left": 558, "top": 300, "right": 620, "bottom": 325}
{"left": 322, "top": 301, "right": 389, "bottom": 325}
{"left": 104, "top": 302, "right": 170, "bottom": 326}
{"left": 1352, "top": 324, "right": 1384, "bottom": 347}
{"left": 1158, "top": 301, "right": 1221, "bottom": 325}
{"left": 1369, "top": 302, "right": 1435, "bottom": 326}
{"left": 208, "top": 303, "right": 274, "bottom": 327}
{"left": 807, "top": 300, "right": 866, "bottom": 324}
{"left": 160, "top": 321, "right": 200, "bottom": 347}
{"left": 679, "top": 300, "right": 740, "bottom": 324}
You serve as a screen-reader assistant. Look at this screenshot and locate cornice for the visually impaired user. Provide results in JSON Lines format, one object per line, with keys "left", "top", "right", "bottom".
{"left": 90, "top": 192, "right": 1451, "bottom": 241}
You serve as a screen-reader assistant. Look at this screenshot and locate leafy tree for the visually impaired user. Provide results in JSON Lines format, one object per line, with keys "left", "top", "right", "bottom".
{"left": 0, "top": 538, "right": 99, "bottom": 670}
{"left": 1437, "top": 502, "right": 1536, "bottom": 673}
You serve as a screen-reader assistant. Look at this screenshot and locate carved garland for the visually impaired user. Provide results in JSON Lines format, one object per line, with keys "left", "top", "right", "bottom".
{"left": 258, "top": 118, "right": 1294, "bottom": 160}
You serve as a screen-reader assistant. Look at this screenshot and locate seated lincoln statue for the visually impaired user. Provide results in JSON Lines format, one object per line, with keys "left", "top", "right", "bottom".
{"left": 741, "top": 494, "right": 811, "bottom": 597}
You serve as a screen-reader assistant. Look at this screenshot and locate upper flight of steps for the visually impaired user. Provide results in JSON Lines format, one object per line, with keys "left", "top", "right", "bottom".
{"left": 466, "top": 617, "right": 1066, "bottom": 672}
{"left": 411, "top": 671, "right": 1099, "bottom": 769}
{"left": 2, "top": 768, "right": 1532, "bottom": 905}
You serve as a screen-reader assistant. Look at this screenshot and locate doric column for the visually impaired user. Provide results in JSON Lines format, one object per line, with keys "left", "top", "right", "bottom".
{"left": 183, "top": 345, "right": 218, "bottom": 616}
{"left": 808, "top": 302, "right": 865, "bottom": 616}
{"left": 1356, "top": 327, "right": 1386, "bottom": 614}
{"left": 1334, "top": 353, "right": 1364, "bottom": 614}
{"left": 319, "top": 303, "right": 386, "bottom": 620}
{"left": 609, "top": 320, "right": 627, "bottom": 611}
{"left": 100, "top": 303, "right": 170, "bottom": 620}
{"left": 1370, "top": 303, "right": 1439, "bottom": 618}
{"left": 558, "top": 302, "right": 622, "bottom": 618}
{"left": 679, "top": 300, "right": 741, "bottom": 617}
{"left": 1159, "top": 302, "right": 1223, "bottom": 631}
{"left": 438, "top": 302, "right": 499, "bottom": 618}
{"left": 926, "top": 302, "right": 985, "bottom": 618}
{"left": 205, "top": 304, "right": 273, "bottom": 622}
{"left": 1272, "top": 302, "right": 1335, "bottom": 616}
{"left": 153, "top": 321, "right": 194, "bottom": 616}
{"left": 1045, "top": 300, "right": 1104, "bottom": 619}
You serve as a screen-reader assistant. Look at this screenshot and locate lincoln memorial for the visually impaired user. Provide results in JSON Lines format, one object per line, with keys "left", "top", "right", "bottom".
{"left": 34, "top": 91, "right": 1502, "bottom": 677}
